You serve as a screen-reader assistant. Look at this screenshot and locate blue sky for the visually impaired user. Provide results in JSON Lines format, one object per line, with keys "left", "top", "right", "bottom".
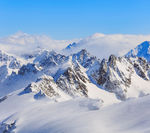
{"left": 0, "top": 0, "right": 150, "bottom": 39}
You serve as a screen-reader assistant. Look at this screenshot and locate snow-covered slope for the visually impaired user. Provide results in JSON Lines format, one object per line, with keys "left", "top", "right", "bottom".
{"left": 0, "top": 50, "right": 25, "bottom": 94}
{"left": 0, "top": 90, "right": 150, "bottom": 133}
{"left": 0, "top": 63, "right": 42, "bottom": 97}
{"left": 0, "top": 50, "right": 23, "bottom": 78}
{"left": 126, "top": 41, "right": 150, "bottom": 62}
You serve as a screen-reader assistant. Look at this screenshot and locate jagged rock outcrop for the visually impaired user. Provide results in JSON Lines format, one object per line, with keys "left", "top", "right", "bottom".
{"left": 22, "top": 75, "right": 61, "bottom": 99}
{"left": 18, "top": 63, "right": 40, "bottom": 75}
{"left": 131, "top": 57, "right": 149, "bottom": 80}
{"left": 0, "top": 121, "right": 16, "bottom": 133}
{"left": 34, "top": 50, "right": 67, "bottom": 68}
{"left": 0, "top": 50, "right": 22, "bottom": 83}
{"left": 72, "top": 49, "right": 100, "bottom": 68}
{"left": 89, "top": 54, "right": 150, "bottom": 100}
{"left": 0, "top": 50, "right": 21, "bottom": 69}
{"left": 56, "top": 64, "right": 89, "bottom": 97}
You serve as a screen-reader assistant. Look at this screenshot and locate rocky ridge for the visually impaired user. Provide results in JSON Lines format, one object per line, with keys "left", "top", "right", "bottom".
{"left": 0, "top": 44, "right": 150, "bottom": 101}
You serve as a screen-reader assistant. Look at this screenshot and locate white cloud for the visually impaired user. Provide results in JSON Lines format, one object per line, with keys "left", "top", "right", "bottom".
{"left": 0, "top": 31, "right": 150, "bottom": 59}
{"left": 0, "top": 31, "right": 75, "bottom": 56}
{"left": 75, "top": 33, "right": 150, "bottom": 59}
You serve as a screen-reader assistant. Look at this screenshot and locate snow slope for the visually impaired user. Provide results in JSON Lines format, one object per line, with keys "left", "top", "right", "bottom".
{"left": 0, "top": 89, "right": 150, "bottom": 133}
{"left": 126, "top": 41, "right": 150, "bottom": 62}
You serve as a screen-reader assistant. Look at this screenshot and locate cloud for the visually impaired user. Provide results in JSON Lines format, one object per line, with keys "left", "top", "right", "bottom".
{"left": 0, "top": 31, "right": 150, "bottom": 59}
{"left": 74, "top": 33, "right": 150, "bottom": 59}
{"left": 0, "top": 31, "right": 75, "bottom": 56}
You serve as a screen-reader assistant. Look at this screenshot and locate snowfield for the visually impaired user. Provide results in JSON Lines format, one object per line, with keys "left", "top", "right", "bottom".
{"left": 0, "top": 89, "right": 150, "bottom": 133}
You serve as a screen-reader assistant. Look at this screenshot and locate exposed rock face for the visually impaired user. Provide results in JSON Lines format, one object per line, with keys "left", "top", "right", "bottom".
{"left": 132, "top": 57, "right": 149, "bottom": 80}
{"left": 89, "top": 54, "right": 150, "bottom": 100}
{"left": 97, "top": 59, "right": 108, "bottom": 85}
{"left": 0, "top": 121, "right": 16, "bottom": 133}
{"left": 22, "top": 75, "right": 60, "bottom": 99}
{"left": 0, "top": 50, "right": 21, "bottom": 69}
{"left": 34, "top": 50, "right": 67, "bottom": 68}
{"left": 72, "top": 49, "right": 100, "bottom": 68}
{"left": 100, "top": 57, "right": 132, "bottom": 100}
{"left": 108, "top": 55, "right": 117, "bottom": 68}
{"left": 8, "top": 59, "right": 21, "bottom": 69}
{"left": 21, "top": 62, "right": 91, "bottom": 100}
{"left": 0, "top": 95, "right": 7, "bottom": 103}
{"left": 18, "top": 63, "right": 39, "bottom": 75}
{"left": 56, "top": 65, "right": 89, "bottom": 97}
{"left": 0, "top": 50, "right": 22, "bottom": 83}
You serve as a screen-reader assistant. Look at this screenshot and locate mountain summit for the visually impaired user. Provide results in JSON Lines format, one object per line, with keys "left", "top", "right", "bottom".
{"left": 126, "top": 41, "right": 150, "bottom": 62}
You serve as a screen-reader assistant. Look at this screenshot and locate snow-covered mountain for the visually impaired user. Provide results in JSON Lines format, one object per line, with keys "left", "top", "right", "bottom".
{"left": 1, "top": 46, "right": 150, "bottom": 100}
{"left": 0, "top": 50, "right": 23, "bottom": 83}
{"left": 126, "top": 41, "right": 150, "bottom": 62}
{"left": 89, "top": 55, "right": 150, "bottom": 100}
{"left": 1, "top": 41, "right": 150, "bottom": 133}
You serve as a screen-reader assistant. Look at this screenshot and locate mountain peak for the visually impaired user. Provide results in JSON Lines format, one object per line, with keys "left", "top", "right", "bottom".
{"left": 65, "top": 42, "right": 77, "bottom": 50}
{"left": 126, "top": 41, "right": 150, "bottom": 62}
{"left": 77, "top": 49, "right": 89, "bottom": 55}
{"left": 138, "top": 41, "right": 150, "bottom": 49}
